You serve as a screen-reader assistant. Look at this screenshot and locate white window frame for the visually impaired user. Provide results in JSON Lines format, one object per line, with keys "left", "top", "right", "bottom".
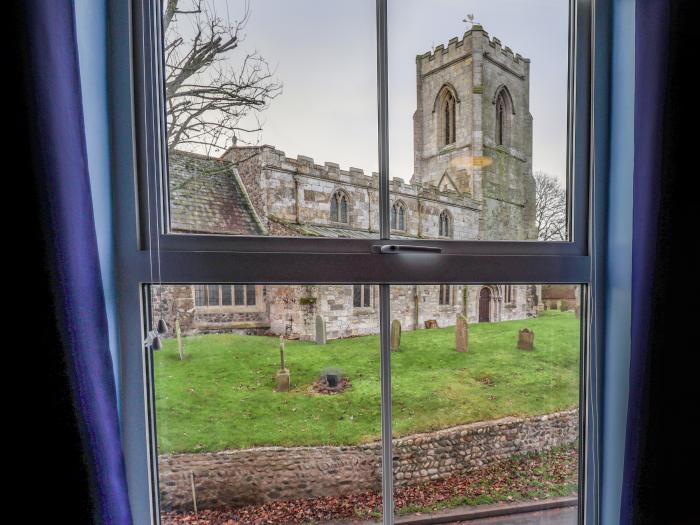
{"left": 111, "top": 0, "right": 609, "bottom": 523}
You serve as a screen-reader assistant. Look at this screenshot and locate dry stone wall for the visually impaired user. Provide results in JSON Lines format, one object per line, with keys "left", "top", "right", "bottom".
{"left": 159, "top": 409, "right": 577, "bottom": 511}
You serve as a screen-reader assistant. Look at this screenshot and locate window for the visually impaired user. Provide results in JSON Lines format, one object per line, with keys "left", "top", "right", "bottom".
{"left": 494, "top": 86, "right": 514, "bottom": 147}
{"left": 437, "top": 86, "right": 457, "bottom": 147}
{"left": 439, "top": 210, "right": 451, "bottom": 238}
{"left": 504, "top": 285, "right": 514, "bottom": 304}
{"left": 353, "top": 284, "right": 372, "bottom": 308}
{"left": 193, "top": 284, "right": 257, "bottom": 308}
{"left": 330, "top": 190, "right": 349, "bottom": 223}
{"left": 122, "top": 1, "right": 600, "bottom": 523}
{"left": 438, "top": 284, "right": 451, "bottom": 305}
{"left": 391, "top": 201, "right": 406, "bottom": 231}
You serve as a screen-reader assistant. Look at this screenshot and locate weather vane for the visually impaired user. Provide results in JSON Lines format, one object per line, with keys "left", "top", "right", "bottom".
{"left": 463, "top": 13, "right": 478, "bottom": 29}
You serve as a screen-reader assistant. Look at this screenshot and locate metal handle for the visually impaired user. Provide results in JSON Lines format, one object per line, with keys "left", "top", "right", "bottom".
{"left": 374, "top": 244, "right": 442, "bottom": 254}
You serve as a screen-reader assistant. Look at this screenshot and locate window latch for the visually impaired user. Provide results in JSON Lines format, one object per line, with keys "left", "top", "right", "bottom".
{"left": 373, "top": 244, "right": 442, "bottom": 254}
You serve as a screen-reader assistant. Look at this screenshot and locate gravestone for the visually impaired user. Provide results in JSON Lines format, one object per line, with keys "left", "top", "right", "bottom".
{"left": 517, "top": 328, "right": 535, "bottom": 351}
{"left": 175, "top": 318, "right": 185, "bottom": 361}
{"left": 276, "top": 336, "right": 291, "bottom": 392}
{"left": 390, "top": 319, "right": 401, "bottom": 351}
{"left": 424, "top": 319, "right": 439, "bottom": 329}
{"left": 315, "top": 315, "right": 327, "bottom": 345}
{"left": 455, "top": 314, "right": 469, "bottom": 352}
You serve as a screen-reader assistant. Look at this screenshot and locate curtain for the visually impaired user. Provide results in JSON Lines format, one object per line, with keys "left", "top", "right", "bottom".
{"left": 12, "top": 1, "right": 132, "bottom": 523}
{"left": 622, "top": 1, "right": 696, "bottom": 523}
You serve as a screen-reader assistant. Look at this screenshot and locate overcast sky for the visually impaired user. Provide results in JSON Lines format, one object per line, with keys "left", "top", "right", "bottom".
{"left": 201, "top": 1, "right": 569, "bottom": 183}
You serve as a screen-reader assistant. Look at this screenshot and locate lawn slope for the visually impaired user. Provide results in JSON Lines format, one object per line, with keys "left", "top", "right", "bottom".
{"left": 154, "top": 311, "right": 579, "bottom": 453}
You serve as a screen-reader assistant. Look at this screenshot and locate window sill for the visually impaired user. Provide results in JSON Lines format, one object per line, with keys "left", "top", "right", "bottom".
{"left": 352, "top": 307, "right": 374, "bottom": 315}
{"left": 194, "top": 306, "right": 263, "bottom": 313}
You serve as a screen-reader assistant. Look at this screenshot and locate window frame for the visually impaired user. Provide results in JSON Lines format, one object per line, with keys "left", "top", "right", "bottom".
{"left": 130, "top": 0, "right": 591, "bottom": 258}
{"left": 353, "top": 284, "right": 373, "bottom": 309}
{"left": 112, "top": 0, "right": 608, "bottom": 523}
{"left": 193, "top": 284, "right": 261, "bottom": 311}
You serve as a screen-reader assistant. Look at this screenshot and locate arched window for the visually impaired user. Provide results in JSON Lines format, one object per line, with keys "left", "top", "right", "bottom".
{"left": 437, "top": 86, "right": 457, "bottom": 147}
{"left": 391, "top": 201, "right": 407, "bottom": 231}
{"left": 439, "top": 284, "right": 452, "bottom": 305}
{"left": 439, "top": 210, "right": 451, "bottom": 237}
{"left": 353, "top": 284, "right": 372, "bottom": 308}
{"left": 330, "top": 190, "right": 349, "bottom": 223}
{"left": 494, "top": 86, "right": 514, "bottom": 147}
{"left": 504, "top": 285, "right": 515, "bottom": 303}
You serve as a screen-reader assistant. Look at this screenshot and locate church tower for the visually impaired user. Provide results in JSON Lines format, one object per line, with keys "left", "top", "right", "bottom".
{"left": 411, "top": 25, "right": 536, "bottom": 240}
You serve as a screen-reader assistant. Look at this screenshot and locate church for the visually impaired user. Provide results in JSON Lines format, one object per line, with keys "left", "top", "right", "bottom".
{"left": 156, "top": 25, "right": 541, "bottom": 340}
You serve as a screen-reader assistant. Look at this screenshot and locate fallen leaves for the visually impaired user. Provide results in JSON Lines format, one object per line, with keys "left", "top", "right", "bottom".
{"left": 162, "top": 446, "right": 578, "bottom": 525}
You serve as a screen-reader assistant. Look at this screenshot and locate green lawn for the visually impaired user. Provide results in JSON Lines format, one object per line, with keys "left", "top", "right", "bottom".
{"left": 154, "top": 311, "right": 579, "bottom": 454}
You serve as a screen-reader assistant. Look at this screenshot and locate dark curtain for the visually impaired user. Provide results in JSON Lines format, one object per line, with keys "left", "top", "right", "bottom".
{"left": 11, "top": 1, "right": 132, "bottom": 523}
{"left": 622, "top": 1, "right": 697, "bottom": 524}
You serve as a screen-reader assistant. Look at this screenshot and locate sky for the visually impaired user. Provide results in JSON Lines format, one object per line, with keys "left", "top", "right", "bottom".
{"left": 188, "top": 0, "right": 569, "bottom": 183}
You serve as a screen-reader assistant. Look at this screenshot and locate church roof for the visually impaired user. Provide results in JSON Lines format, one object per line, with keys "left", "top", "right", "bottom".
{"left": 168, "top": 150, "right": 265, "bottom": 236}
{"left": 270, "top": 217, "right": 415, "bottom": 240}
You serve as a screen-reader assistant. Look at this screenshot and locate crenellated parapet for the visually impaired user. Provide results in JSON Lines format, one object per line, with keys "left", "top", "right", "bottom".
{"left": 224, "top": 144, "right": 478, "bottom": 210}
{"left": 416, "top": 25, "right": 529, "bottom": 78}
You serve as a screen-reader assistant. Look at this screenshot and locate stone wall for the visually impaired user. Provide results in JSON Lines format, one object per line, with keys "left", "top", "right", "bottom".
{"left": 158, "top": 409, "right": 578, "bottom": 512}
{"left": 222, "top": 144, "right": 483, "bottom": 241}
{"left": 154, "top": 283, "right": 538, "bottom": 339}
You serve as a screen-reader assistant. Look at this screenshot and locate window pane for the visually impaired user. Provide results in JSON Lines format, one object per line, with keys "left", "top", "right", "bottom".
{"left": 390, "top": 284, "right": 580, "bottom": 523}
{"left": 234, "top": 284, "right": 245, "bottom": 306}
{"left": 388, "top": 1, "right": 570, "bottom": 241}
{"left": 246, "top": 284, "right": 256, "bottom": 306}
{"left": 193, "top": 285, "right": 206, "bottom": 307}
{"left": 152, "top": 284, "right": 382, "bottom": 524}
{"left": 353, "top": 284, "right": 362, "bottom": 308}
{"left": 221, "top": 285, "right": 232, "bottom": 306}
{"left": 164, "top": 1, "right": 379, "bottom": 239}
{"left": 206, "top": 284, "right": 219, "bottom": 306}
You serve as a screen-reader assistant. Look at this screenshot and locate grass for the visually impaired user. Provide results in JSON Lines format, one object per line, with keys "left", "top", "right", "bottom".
{"left": 154, "top": 310, "right": 579, "bottom": 454}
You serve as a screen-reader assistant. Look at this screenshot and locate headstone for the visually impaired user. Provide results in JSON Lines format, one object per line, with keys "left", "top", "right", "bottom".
{"left": 455, "top": 314, "right": 469, "bottom": 352}
{"left": 517, "top": 328, "right": 535, "bottom": 351}
{"left": 276, "top": 336, "right": 290, "bottom": 392}
{"left": 176, "top": 318, "right": 184, "bottom": 360}
{"left": 315, "top": 315, "right": 327, "bottom": 345}
{"left": 424, "top": 319, "right": 439, "bottom": 329}
{"left": 390, "top": 319, "right": 401, "bottom": 351}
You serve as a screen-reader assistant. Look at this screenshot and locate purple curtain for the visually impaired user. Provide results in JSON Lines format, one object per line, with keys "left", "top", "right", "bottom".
{"left": 12, "top": 1, "right": 132, "bottom": 523}
{"left": 622, "top": 1, "right": 696, "bottom": 524}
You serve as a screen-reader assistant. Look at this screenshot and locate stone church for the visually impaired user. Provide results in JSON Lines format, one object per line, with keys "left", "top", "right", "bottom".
{"left": 156, "top": 25, "right": 541, "bottom": 340}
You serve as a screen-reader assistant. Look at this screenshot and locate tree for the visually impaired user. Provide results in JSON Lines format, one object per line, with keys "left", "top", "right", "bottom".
{"left": 163, "top": 0, "right": 282, "bottom": 154}
{"left": 534, "top": 171, "right": 567, "bottom": 241}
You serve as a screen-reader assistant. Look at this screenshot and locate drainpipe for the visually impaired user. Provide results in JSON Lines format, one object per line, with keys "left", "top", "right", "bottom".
{"left": 294, "top": 176, "right": 301, "bottom": 224}
{"left": 462, "top": 285, "right": 468, "bottom": 316}
{"left": 367, "top": 187, "right": 372, "bottom": 232}
{"left": 414, "top": 285, "right": 420, "bottom": 329}
{"left": 417, "top": 198, "right": 423, "bottom": 237}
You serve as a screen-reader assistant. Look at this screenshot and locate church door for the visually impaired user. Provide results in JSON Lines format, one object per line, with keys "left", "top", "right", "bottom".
{"left": 479, "top": 287, "right": 491, "bottom": 323}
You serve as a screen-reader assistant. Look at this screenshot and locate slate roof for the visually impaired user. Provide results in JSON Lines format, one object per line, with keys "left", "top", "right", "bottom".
{"left": 168, "top": 150, "right": 264, "bottom": 236}
{"left": 269, "top": 217, "right": 416, "bottom": 239}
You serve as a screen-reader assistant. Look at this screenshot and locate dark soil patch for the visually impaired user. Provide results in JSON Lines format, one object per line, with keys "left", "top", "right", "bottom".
{"left": 310, "top": 376, "right": 352, "bottom": 395}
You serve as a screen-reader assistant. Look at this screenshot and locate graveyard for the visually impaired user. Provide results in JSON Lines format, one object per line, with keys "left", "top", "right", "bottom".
{"left": 154, "top": 310, "right": 579, "bottom": 455}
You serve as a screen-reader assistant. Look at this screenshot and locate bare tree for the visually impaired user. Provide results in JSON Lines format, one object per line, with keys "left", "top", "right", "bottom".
{"left": 534, "top": 171, "right": 567, "bottom": 241}
{"left": 163, "top": 0, "right": 282, "bottom": 154}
